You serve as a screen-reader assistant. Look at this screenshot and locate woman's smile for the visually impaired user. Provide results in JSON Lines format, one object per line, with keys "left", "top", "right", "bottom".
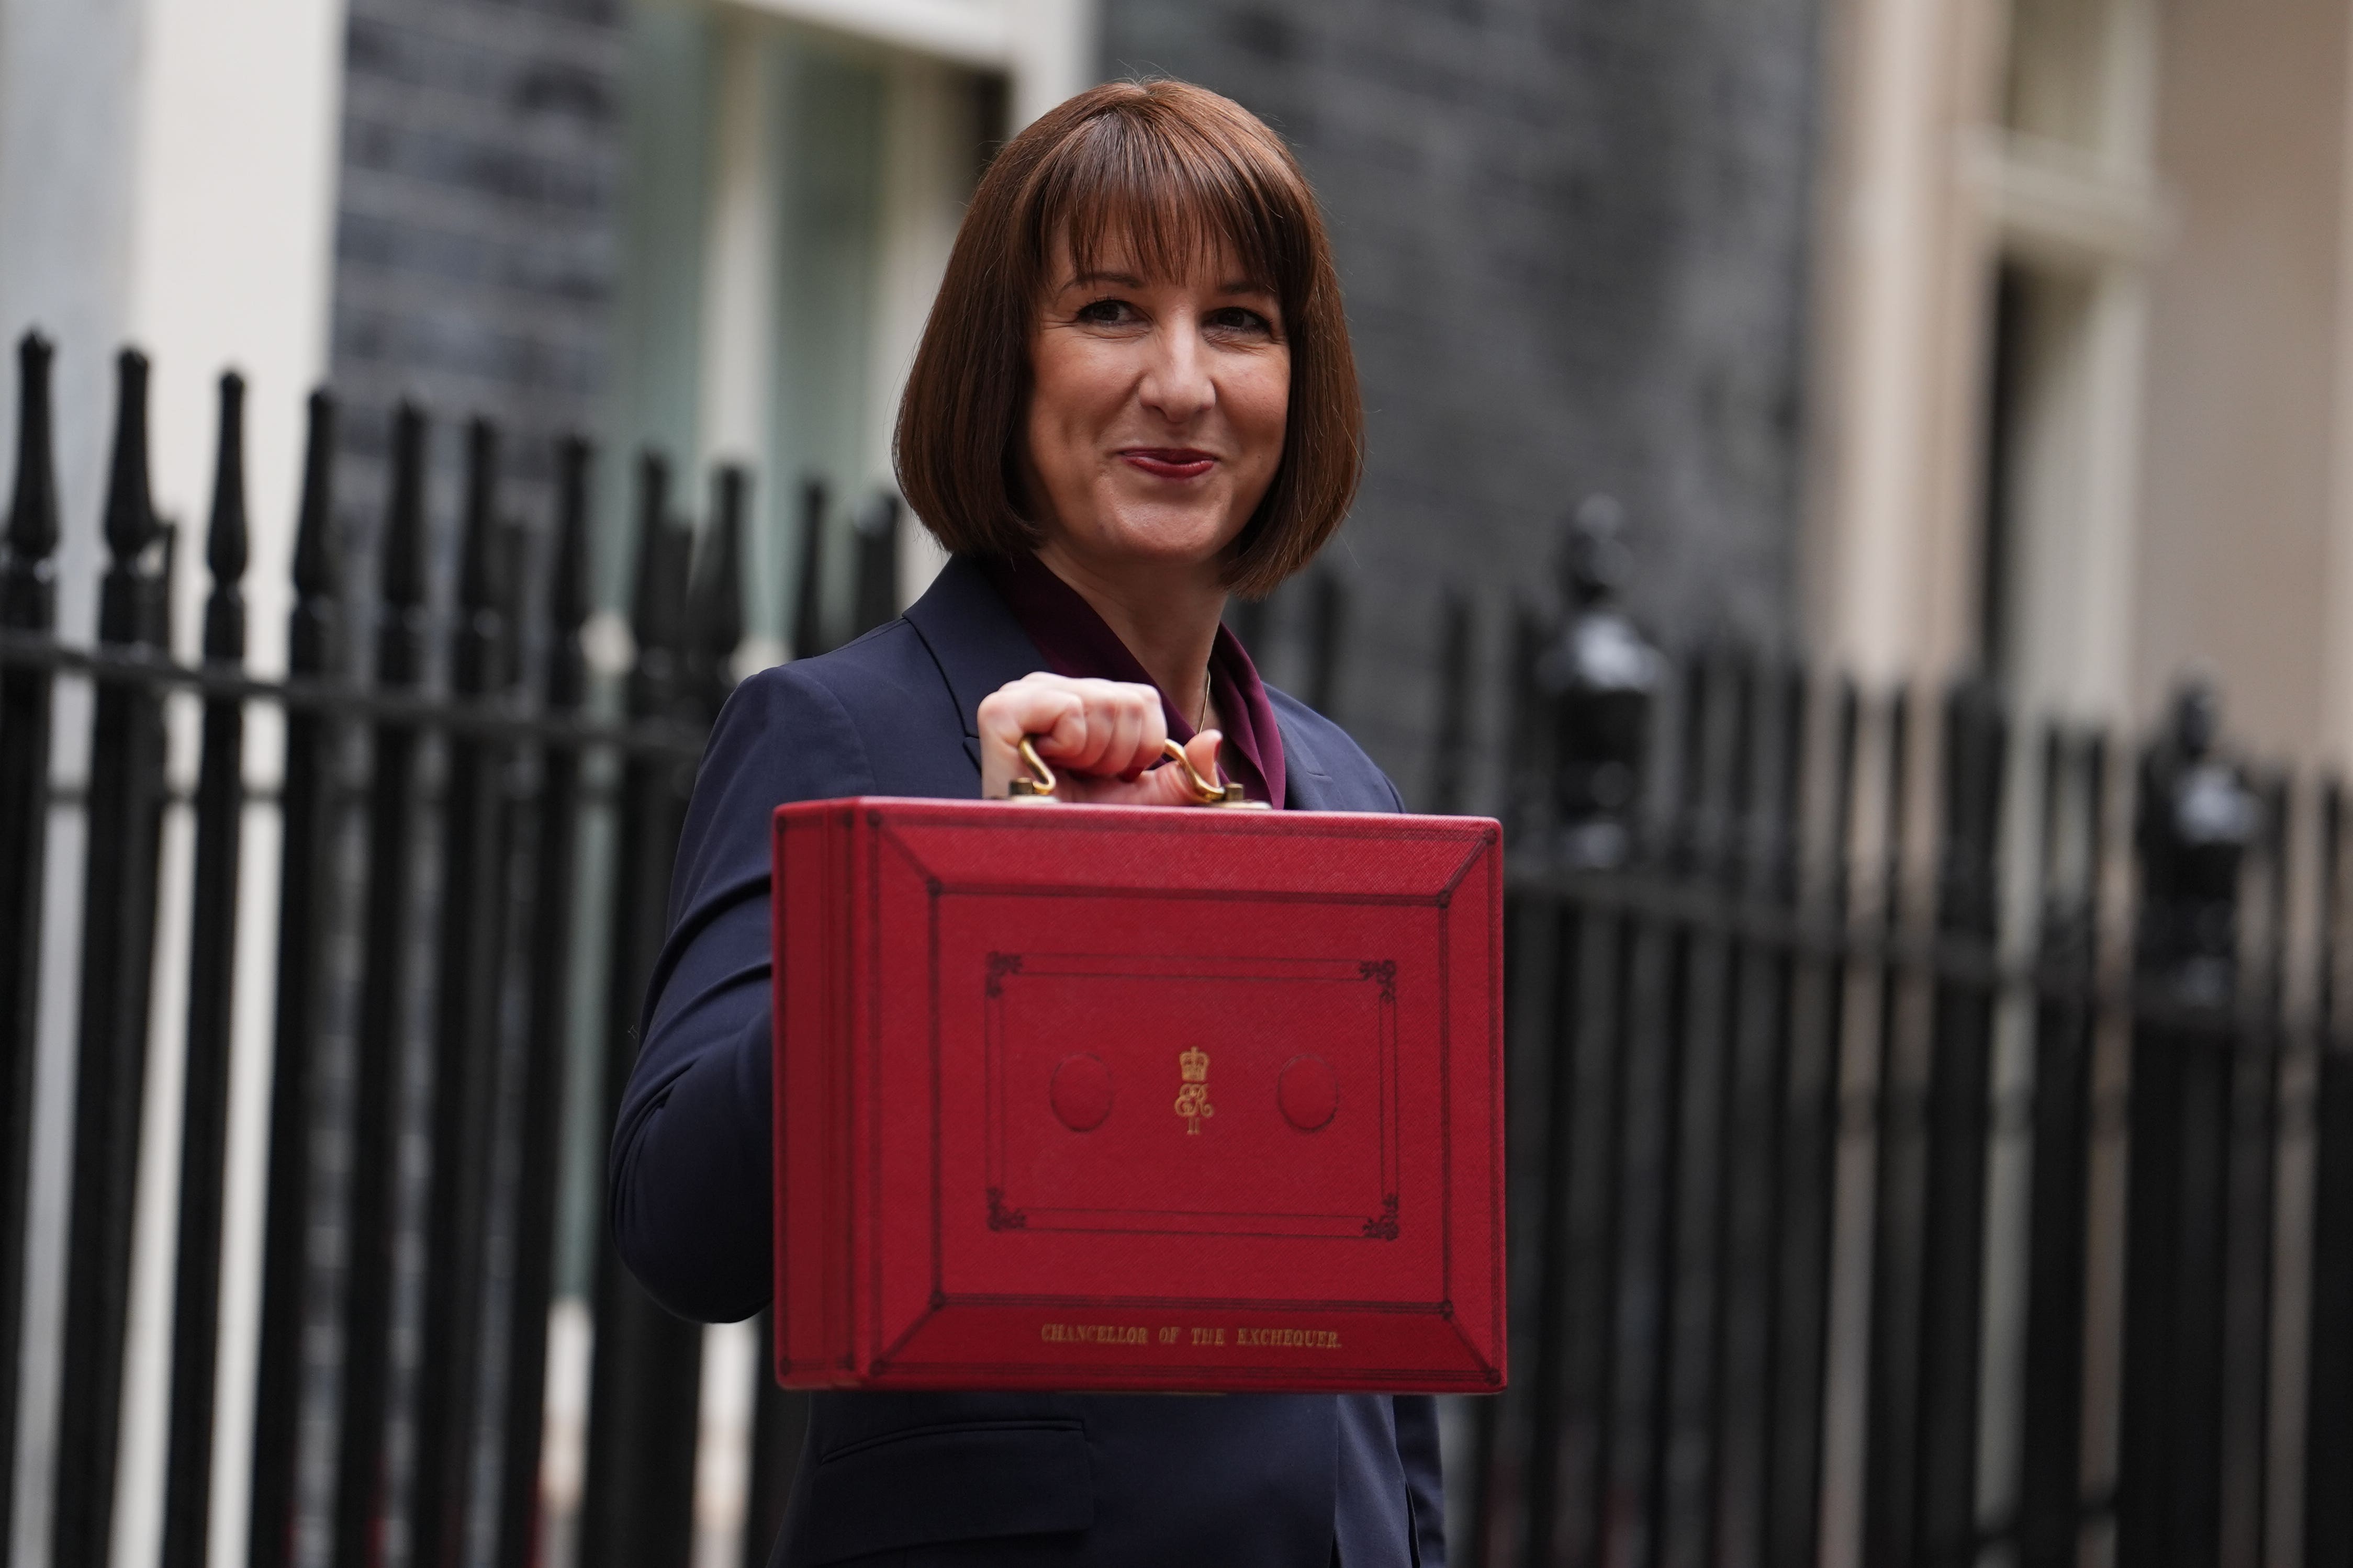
{"left": 1119, "top": 446, "right": 1218, "bottom": 480}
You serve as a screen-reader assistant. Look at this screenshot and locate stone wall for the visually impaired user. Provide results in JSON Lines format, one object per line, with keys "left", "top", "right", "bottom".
{"left": 1102, "top": 0, "right": 1823, "bottom": 803}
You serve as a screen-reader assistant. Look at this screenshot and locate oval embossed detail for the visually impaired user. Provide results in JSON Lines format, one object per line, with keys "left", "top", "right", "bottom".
{"left": 1277, "top": 1054, "right": 1338, "bottom": 1132}
{"left": 1050, "top": 1054, "right": 1115, "bottom": 1132}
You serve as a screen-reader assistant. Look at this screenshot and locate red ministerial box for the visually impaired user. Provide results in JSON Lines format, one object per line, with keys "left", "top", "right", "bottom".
{"left": 770, "top": 799, "right": 1506, "bottom": 1394}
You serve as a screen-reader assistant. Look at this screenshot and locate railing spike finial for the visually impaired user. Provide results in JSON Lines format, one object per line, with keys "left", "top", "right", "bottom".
{"left": 103, "top": 348, "right": 158, "bottom": 567}
{"left": 630, "top": 449, "right": 676, "bottom": 652}
{"left": 5, "top": 333, "right": 58, "bottom": 578}
{"left": 792, "top": 476, "right": 826, "bottom": 661}
{"left": 460, "top": 416, "right": 504, "bottom": 616}
{"left": 546, "top": 436, "right": 593, "bottom": 713}
{"left": 448, "top": 416, "right": 509, "bottom": 699}
{"left": 850, "top": 491, "right": 898, "bottom": 640}
{"left": 292, "top": 391, "right": 337, "bottom": 602}
{"left": 552, "top": 438, "right": 593, "bottom": 631}
{"left": 285, "top": 391, "right": 340, "bottom": 684}
{"left": 691, "top": 466, "right": 748, "bottom": 718}
{"left": 383, "top": 402, "right": 429, "bottom": 614}
{"left": 203, "top": 374, "right": 249, "bottom": 667}
{"left": 94, "top": 349, "right": 160, "bottom": 650}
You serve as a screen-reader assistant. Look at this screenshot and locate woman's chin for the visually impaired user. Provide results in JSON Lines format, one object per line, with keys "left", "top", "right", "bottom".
{"left": 1063, "top": 502, "right": 1241, "bottom": 571}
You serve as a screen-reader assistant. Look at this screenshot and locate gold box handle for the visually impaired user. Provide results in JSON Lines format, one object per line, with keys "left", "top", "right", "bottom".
{"left": 1007, "top": 736, "right": 1269, "bottom": 809}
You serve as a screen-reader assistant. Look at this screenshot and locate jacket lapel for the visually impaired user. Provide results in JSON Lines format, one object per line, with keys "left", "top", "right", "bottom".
{"left": 904, "top": 559, "right": 1382, "bottom": 813}
{"left": 902, "top": 557, "right": 1049, "bottom": 772}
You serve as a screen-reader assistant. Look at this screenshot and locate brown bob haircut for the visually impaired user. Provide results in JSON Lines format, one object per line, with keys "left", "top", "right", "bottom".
{"left": 894, "top": 79, "right": 1361, "bottom": 600}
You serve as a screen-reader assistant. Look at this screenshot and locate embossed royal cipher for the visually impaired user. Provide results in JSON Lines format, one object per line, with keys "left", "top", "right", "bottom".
{"left": 770, "top": 797, "right": 1506, "bottom": 1393}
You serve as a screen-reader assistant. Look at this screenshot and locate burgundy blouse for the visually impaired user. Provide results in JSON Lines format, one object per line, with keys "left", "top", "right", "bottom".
{"left": 974, "top": 554, "right": 1287, "bottom": 808}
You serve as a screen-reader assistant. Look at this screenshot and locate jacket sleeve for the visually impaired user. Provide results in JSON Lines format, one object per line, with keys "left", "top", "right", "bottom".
{"left": 608, "top": 664, "right": 877, "bottom": 1323}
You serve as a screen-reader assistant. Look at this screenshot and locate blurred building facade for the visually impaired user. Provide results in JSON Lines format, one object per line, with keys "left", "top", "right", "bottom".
{"left": 3, "top": 0, "right": 2350, "bottom": 757}
{"left": 0, "top": 0, "right": 1827, "bottom": 804}
{"left": 1811, "top": 0, "right": 2353, "bottom": 764}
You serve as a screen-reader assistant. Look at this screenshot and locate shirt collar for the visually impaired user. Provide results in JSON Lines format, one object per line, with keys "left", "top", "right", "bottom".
{"left": 971, "top": 553, "right": 1287, "bottom": 808}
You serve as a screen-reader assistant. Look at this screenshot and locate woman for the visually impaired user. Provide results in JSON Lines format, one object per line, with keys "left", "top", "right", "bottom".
{"left": 612, "top": 80, "right": 1444, "bottom": 1567}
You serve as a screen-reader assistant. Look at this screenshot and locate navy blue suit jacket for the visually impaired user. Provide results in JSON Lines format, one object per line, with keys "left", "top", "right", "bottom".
{"left": 611, "top": 557, "right": 1448, "bottom": 1567}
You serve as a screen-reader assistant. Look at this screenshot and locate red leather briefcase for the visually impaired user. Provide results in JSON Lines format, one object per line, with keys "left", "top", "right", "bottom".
{"left": 770, "top": 796, "right": 1505, "bottom": 1393}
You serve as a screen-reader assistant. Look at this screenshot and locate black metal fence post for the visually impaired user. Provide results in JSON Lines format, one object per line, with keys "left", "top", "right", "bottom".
{"left": 791, "top": 478, "right": 826, "bottom": 662}
{"left": 1909, "top": 680, "right": 2007, "bottom": 1565}
{"left": 850, "top": 492, "right": 898, "bottom": 639}
{"left": 1765, "top": 677, "right": 1857, "bottom": 1568}
{"left": 1864, "top": 686, "right": 1924, "bottom": 1568}
{"left": 55, "top": 346, "right": 174, "bottom": 1568}
{"left": 1710, "top": 660, "right": 1806, "bottom": 1565}
{"left": 2014, "top": 730, "right": 2104, "bottom": 1567}
{"left": 2119, "top": 682, "right": 2258, "bottom": 1568}
{"left": 2311, "top": 783, "right": 2352, "bottom": 1567}
{"left": 410, "top": 417, "right": 518, "bottom": 1567}
{"left": 496, "top": 434, "right": 593, "bottom": 1568}
{"left": 579, "top": 453, "right": 703, "bottom": 1568}
{"left": 248, "top": 389, "right": 340, "bottom": 1568}
{"left": 1424, "top": 590, "right": 1473, "bottom": 816}
{"left": 1304, "top": 570, "right": 1347, "bottom": 719}
{"left": 335, "top": 401, "right": 432, "bottom": 1568}
{"left": 691, "top": 466, "right": 748, "bottom": 716}
{"left": 161, "top": 370, "right": 253, "bottom": 1568}
{"left": 0, "top": 331, "right": 60, "bottom": 1566}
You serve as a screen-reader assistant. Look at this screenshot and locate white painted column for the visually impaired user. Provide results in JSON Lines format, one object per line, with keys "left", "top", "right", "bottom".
{"left": 2322, "top": 2, "right": 2353, "bottom": 771}
{"left": 699, "top": 18, "right": 781, "bottom": 478}
{"left": 1803, "top": 0, "right": 2003, "bottom": 689}
{"left": 0, "top": 6, "right": 345, "bottom": 1568}
{"left": 1005, "top": 0, "right": 1097, "bottom": 129}
{"left": 870, "top": 54, "right": 967, "bottom": 607}
{"left": 697, "top": 15, "right": 784, "bottom": 668}
{"left": 0, "top": 0, "right": 150, "bottom": 647}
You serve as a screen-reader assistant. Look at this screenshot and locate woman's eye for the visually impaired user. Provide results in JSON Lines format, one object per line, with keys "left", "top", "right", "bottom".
{"left": 1075, "top": 298, "right": 1138, "bottom": 325}
{"left": 1205, "top": 307, "right": 1275, "bottom": 337}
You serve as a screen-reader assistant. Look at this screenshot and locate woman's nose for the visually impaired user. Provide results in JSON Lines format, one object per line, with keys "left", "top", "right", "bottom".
{"left": 1137, "top": 318, "right": 1214, "bottom": 422}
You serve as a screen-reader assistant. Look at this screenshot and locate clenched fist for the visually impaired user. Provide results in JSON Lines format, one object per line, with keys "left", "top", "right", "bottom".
{"left": 976, "top": 671, "right": 1224, "bottom": 806}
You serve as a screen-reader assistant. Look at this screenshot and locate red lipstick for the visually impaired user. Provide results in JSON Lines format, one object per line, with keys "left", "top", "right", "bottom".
{"left": 1120, "top": 447, "right": 1216, "bottom": 480}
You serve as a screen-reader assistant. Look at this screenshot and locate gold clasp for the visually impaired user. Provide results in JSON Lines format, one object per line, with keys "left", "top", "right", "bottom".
{"left": 1007, "top": 736, "right": 1058, "bottom": 801}
{"left": 1003, "top": 736, "right": 1270, "bottom": 808}
{"left": 1159, "top": 738, "right": 1269, "bottom": 809}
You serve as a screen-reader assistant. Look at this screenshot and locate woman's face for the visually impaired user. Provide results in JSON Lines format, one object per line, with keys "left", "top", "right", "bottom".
{"left": 1022, "top": 235, "right": 1290, "bottom": 580}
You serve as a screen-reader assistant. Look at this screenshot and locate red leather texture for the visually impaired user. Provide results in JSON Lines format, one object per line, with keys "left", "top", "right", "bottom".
{"left": 771, "top": 798, "right": 1506, "bottom": 1393}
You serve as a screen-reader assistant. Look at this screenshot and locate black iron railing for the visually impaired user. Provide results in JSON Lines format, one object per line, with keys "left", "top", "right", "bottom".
{"left": 1465, "top": 544, "right": 2353, "bottom": 1568}
{"left": 1, "top": 332, "right": 2349, "bottom": 1568}
{"left": 0, "top": 335, "right": 906, "bottom": 1568}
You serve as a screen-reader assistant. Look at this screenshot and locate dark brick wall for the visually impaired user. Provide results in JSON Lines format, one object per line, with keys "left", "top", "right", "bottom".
{"left": 326, "top": 0, "right": 626, "bottom": 594}
{"left": 1104, "top": 0, "right": 1822, "bottom": 802}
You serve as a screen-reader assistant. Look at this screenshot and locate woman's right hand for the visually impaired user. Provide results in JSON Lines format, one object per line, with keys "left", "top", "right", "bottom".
{"left": 977, "top": 671, "right": 1224, "bottom": 806}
